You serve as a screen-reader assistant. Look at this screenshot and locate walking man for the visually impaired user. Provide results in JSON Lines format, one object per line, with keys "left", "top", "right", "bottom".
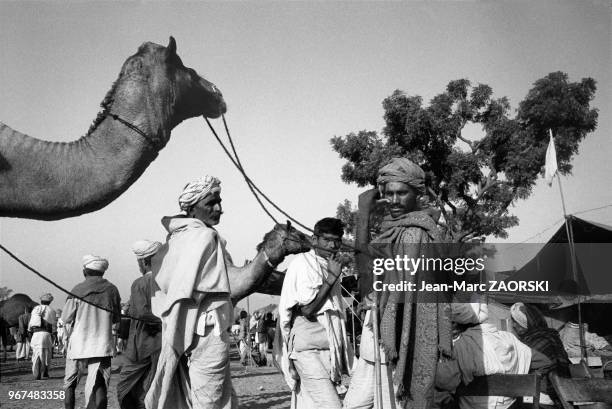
{"left": 117, "top": 240, "right": 163, "bottom": 409}
{"left": 28, "top": 293, "right": 56, "bottom": 379}
{"left": 278, "top": 217, "right": 354, "bottom": 408}
{"left": 62, "top": 255, "right": 121, "bottom": 409}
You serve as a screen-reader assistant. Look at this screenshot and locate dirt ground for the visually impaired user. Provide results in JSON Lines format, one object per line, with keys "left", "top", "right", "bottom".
{"left": 0, "top": 348, "right": 292, "bottom": 409}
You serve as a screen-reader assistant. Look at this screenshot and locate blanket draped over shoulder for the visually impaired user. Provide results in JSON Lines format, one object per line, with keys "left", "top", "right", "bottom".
{"left": 144, "top": 216, "right": 231, "bottom": 409}
{"left": 69, "top": 276, "right": 120, "bottom": 315}
{"left": 374, "top": 210, "right": 452, "bottom": 408}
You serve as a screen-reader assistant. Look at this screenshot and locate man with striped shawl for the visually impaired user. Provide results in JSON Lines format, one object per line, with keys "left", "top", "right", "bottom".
{"left": 344, "top": 157, "right": 452, "bottom": 409}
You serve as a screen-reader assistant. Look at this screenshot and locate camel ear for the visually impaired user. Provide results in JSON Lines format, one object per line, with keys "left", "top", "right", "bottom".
{"left": 286, "top": 220, "right": 292, "bottom": 230}
{"left": 166, "top": 36, "right": 177, "bottom": 56}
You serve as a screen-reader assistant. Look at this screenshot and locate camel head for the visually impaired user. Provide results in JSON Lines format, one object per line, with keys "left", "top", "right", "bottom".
{"left": 256, "top": 221, "right": 311, "bottom": 264}
{"left": 118, "top": 36, "right": 226, "bottom": 128}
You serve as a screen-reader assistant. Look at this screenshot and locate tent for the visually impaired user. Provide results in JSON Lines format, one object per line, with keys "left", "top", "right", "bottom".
{"left": 490, "top": 216, "right": 612, "bottom": 304}
{"left": 490, "top": 216, "right": 612, "bottom": 337}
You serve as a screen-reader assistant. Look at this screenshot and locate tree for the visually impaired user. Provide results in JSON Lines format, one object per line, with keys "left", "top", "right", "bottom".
{"left": 332, "top": 72, "right": 598, "bottom": 242}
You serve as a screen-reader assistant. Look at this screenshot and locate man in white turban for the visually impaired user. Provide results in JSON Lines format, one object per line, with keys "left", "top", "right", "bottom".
{"left": 28, "top": 293, "right": 56, "bottom": 380}
{"left": 146, "top": 174, "right": 237, "bottom": 409}
{"left": 62, "top": 255, "right": 121, "bottom": 409}
{"left": 117, "top": 240, "right": 163, "bottom": 409}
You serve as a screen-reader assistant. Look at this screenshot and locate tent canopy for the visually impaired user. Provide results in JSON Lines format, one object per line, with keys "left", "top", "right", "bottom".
{"left": 492, "top": 216, "right": 612, "bottom": 305}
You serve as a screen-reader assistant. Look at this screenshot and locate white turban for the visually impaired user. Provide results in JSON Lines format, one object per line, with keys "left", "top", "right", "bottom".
{"left": 510, "top": 303, "right": 528, "bottom": 329}
{"left": 40, "top": 293, "right": 54, "bottom": 303}
{"left": 451, "top": 303, "right": 489, "bottom": 324}
{"left": 132, "top": 240, "right": 162, "bottom": 259}
{"left": 82, "top": 255, "right": 109, "bottom": 272}
{"left": 178, "top": 175, "right": 221, "bottom": 211}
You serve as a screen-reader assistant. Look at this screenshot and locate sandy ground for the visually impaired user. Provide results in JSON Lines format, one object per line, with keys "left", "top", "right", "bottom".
{"left": 0, "top": 348, "right": 292, "bottom": 409}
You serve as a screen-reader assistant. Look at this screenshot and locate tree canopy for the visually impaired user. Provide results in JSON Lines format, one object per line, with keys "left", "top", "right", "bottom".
{"left": 332, "top": 72, "right": 598, "bottom": 242}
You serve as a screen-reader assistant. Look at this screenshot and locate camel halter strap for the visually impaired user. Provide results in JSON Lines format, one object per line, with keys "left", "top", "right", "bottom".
{"left": 107, "top": 111, "right": 165, "bottom": 151}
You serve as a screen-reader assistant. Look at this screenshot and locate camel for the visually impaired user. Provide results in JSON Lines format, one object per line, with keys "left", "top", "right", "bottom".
{"left": 0, "top": 37, "right": 226, "bottom": 220}
{"left": 0, "top": 293, "right": 38, "bottom": 361}
{"left": 224, "top": 222, "right": 309, "bottom": 304}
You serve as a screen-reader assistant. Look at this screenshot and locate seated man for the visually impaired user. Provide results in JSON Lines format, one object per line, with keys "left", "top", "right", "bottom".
{"left": 557, "top": 305, "right": 612, "bottom": 359}
{"left": 510, "top": 302, "right": 570, "bottom": 406}
{"left": 437, "top": 303, "right": 552, "bottom": 409}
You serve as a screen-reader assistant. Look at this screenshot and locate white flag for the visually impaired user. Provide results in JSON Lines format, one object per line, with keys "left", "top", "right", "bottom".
{"left": 545, "top": 129, "right": 558, "bottom": 186}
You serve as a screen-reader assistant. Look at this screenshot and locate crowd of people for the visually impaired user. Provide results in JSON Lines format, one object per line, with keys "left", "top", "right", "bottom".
{"left": 5, "top": 158, "right": 612, "bottom": 409}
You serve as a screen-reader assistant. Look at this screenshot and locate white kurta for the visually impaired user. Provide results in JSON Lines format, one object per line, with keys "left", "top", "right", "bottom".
{"left": 62, "top": 298, "right": 116, "bottom": 359}
{"left": 453, "top": 323, "right": 532, "bottom": 409}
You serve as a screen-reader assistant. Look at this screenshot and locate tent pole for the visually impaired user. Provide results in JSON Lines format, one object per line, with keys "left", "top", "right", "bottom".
{"left": 566, "top": 215, "right": 587, "bottom": 362}
{"left": 557, "top": 177, "right": 587, "bottom": 362}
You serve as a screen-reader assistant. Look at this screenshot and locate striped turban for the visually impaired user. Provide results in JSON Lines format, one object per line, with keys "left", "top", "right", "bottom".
{"left": 377, "top": 157, "right": 425, "bottom": 194}
{"left": 178, "top": 175, "right": 221, "bottom": 211}
{"left": 82, "top": 255, "right": 109, "bottom": 272}
{"left": 132, "top": 240, "right": 162, "bottom": 259}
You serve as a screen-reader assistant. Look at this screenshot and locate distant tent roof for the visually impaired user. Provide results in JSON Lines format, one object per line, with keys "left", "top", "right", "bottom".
{"left": 490, "top": 216, "right": 612, "bottom": 305}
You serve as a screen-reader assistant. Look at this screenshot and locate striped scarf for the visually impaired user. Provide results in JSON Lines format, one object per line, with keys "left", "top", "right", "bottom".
{"left": 375, "top": 211, "right": 452, "bottom": 408}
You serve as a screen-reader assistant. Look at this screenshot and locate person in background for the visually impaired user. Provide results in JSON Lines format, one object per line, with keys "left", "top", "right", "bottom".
{"left": 438, "top": 303, "right": 532, "bottom": 409}
{"left": 28, "top": 293, "right": 56, "bottom": 380}
{"left": 557, "top": 305, "right": 612, "bottom": 359}
{"left": 117, "top": 240, "right": 163, "bottom": 409}
{"left": 254, "top": 311, "right": 268, "bottom": 362}
{"left": 16, "top": 306, "right": 32, "bottom": 363}
{"left": 510, "top": 302, "right": 570, "bottom": 406}
{"left": 264, "top": 312, "right": 276, "bottom": 351}
{"left": 62, "top": 255, "right": 121, "bottom": 409}
{"left": 238, "top": 310, "right": 250, "bottom": 366}
{"left": 56, "top": 311, "right": 65, "bottom": 356}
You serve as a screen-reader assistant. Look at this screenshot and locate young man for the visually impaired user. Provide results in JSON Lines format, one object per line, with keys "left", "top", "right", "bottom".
{"left": 344, "top": 157, "right": 452, "bottom": 409}
{"left": 62, "top": 255, "right": 121, "bottom": 409}
{"left": 117, "top": 240, "right": 163, "bottom": 409}
{"left": 28, "top": 293, "right": 56, "bottom": 380}
{"left": 278, "top": 217, "right": 354, "bottom": 408}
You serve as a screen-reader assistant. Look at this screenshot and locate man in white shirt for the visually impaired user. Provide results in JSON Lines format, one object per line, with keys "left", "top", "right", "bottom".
{"left": 61, "top": 255, "right": 121, "bottom": 409}
{"left": 278, "top": 217, "right": 354, "bottom": 409}
{"left": 28, "top": 293, "right": 56, "bottom": 380}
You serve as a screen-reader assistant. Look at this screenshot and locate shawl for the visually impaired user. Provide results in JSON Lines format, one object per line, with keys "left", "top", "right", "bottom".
{"left": 69, "top": 276, "right": 119, "bottom": 313}
{"left": 144, "top": 215, "right": 231, "bottom": 409}
{"left": 375, "top": 211, "right": 452, "bottom": 408}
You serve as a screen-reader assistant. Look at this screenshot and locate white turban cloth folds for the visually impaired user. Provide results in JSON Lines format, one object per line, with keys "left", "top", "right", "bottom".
{"left": 377, "top": 157, "right": 425, "bottom": 194}
{"left": 132, "top": 240, "right": 162, "bottom": 259}
{"left": 510, "top": 303, "right": 528, "bottom": 329}
{"left": 178, "top": 175, "right": 221, "bottom": 211}
{"left": 40, "top": 293, "right": 54, "bottom": 303}
{"left": 82, "top": 255, "right": 109, "bottom": 272}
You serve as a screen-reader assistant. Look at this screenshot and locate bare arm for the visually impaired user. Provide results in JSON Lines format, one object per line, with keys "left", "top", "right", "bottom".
{"left": 228, "top": 251, "right": 278, "bottom": 304}
{"left": 300, "top": 255, "right": 342, "bottom": 318}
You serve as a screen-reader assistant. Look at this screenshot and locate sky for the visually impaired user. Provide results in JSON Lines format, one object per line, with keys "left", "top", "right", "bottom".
{"left": 1, "top": 1, "right": 610, "bottom": 312}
